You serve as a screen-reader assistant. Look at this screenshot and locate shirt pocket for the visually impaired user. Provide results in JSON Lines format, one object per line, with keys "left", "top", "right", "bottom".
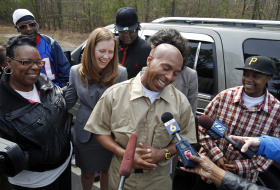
{"left": 152, "top": 123, "right": 173, "bottom": 149}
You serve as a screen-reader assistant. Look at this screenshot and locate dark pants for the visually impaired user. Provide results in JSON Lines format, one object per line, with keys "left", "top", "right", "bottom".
{"left": 13, "top": 163, "right": 71, "bottom": 190}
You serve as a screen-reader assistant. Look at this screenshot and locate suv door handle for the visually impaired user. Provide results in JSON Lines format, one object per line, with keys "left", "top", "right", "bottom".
{"left": 198, "top": 93, "right": 212, "bottom": 100}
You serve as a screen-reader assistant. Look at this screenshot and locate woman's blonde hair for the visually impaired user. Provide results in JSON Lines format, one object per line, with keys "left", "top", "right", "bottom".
{"left": 79, "top": 28, "right": 119, "bottom": 88}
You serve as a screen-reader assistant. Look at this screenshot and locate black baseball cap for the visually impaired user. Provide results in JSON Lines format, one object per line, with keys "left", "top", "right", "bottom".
{"left": 115, "top": 7, "right": 138, "bottom": 31}
{"left": 236, "top": 56, "right": 276, "bottom": 76}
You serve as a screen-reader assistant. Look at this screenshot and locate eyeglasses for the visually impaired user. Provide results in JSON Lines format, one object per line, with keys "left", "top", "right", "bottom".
{"left": 118, "top": 30, "right": 137, "bottom": 34}
{"left": 17, "top": 22, "right": 37, "bottom": 30}
{"left": 10, "top": 57, "right": 45, "bottom": 67}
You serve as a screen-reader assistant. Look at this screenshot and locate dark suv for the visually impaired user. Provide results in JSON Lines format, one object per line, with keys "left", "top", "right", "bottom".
{"left": 70, "top": 17, "right": 280, "bottom": 189}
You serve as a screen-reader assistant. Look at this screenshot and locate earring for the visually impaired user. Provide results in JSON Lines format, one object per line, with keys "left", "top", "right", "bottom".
{"left": 4, "top": 66, "right": 13, "bottom": 74}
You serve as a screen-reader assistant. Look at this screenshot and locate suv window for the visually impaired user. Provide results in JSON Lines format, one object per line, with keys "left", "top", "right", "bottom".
{"left": 243, "top": 39, "right": 280, "bottom": 100}
{"left": 188, "top": 41, "right": 215, "bottom": 95}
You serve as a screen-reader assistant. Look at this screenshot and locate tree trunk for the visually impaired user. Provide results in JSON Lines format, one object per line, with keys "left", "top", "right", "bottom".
{"left": 57, "top": 0, "right": 62, "bottom": 29}
{"left": 252, "top": 0, "right": 260, "bottom": 19}
{"left": 145, "top": 0, "right": 150, "bottom": 22}
{"left": 241, "top": 0, "right": 247, "bottom": 18}
{"left": 171, "top": 0, "right": 175, "bottom": 17}
{"left": 276, "top": 0, "right": 280, "bottom": 20}
{"left": 50, "top": 0, "right": 56, "bottom": 31}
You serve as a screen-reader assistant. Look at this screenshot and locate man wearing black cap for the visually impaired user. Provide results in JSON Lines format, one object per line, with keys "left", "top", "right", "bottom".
{"left": 12, "top": 9, "right": 70, "bottom": 87}
{"left": 115, "top": 7, "right": 151, "bottom": 79}
{"left": 196, "top": 56, "right": 280, "bottom": 189}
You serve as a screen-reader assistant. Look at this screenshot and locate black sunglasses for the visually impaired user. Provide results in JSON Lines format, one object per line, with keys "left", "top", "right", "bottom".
{"left": 17, "top": 22, "right": 37, "bottom": 30}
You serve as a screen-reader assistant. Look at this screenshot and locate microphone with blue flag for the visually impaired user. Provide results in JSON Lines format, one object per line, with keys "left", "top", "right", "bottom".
{"left": 198, "top": 115, "right": 255, "bottom": 159}
{"left": 161, "top": 112, "right": 198, "bottom": 168}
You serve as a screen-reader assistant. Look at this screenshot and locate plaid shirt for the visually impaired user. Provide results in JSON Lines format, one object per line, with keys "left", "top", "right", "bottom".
{"left": 199, "top": 86, "right": 280, "bottom": 183}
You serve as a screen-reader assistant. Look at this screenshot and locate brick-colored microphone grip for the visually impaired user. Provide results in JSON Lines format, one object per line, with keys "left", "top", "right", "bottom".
{"left": 119, "top": 134, "right": 137, "bottom": 178}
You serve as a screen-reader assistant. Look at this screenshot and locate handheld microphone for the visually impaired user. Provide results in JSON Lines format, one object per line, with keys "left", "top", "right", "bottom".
{"left": 118, "top": 134, "right": 137, "bottom": 190}
{"left": 198, "top": 115, "right": 255, "bottom": 159}
{"left": 161, "top": 112, "right": 198, "bottom": 168}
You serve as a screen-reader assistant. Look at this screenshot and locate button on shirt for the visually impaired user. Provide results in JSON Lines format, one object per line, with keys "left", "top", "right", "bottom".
{"left": 85, "top": 72, "right": 196, "bottom": 189}
{"left": 199, "top": 86, "right": 280, "bottom": 183}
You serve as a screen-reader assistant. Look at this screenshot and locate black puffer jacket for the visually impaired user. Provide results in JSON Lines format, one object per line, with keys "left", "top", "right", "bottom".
{"left": 0, "top": 72, "right": 71, "bottom": 172}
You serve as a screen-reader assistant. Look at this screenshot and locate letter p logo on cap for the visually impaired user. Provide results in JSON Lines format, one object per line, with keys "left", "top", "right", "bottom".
{"left": 249, "top": 58, "right": 258, "bottom": 65}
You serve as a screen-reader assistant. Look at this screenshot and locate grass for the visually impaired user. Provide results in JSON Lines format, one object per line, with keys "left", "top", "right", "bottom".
{"left": 0, "top": 24, "right": 90, "bottom": 48}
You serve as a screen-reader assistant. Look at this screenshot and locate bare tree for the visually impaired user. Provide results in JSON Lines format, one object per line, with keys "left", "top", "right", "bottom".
{"left": 171, "top": 0, "right": 175, "bottom": 16}
{"left": 252, "top": 0, "right": 261, "bottom": 19}
{"left": 50, "top": 0, "right": 57, "bottom": 31}
{"left": 242, "top": 0, "right": 247, "bottom": 18}
{"left": 145, "top": 0, "right": 150, "bottom": 22}
{"left": 276, "top": 0, "right": 280, "bottom": 19}
{"left": 57, "top": 0, "right": 62, "bottom": 29}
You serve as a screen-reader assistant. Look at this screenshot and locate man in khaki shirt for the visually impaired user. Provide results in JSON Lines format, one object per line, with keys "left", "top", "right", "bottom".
{"left": 85, "top": 43, "right": 197, "bottom": 190}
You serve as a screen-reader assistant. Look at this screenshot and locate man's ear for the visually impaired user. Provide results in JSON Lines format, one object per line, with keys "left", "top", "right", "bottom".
{"left": 15, "top": 26, "right": 20, "bottom": 33}
{"left": 147, "top": 55, "right": 153, "bottom": 67}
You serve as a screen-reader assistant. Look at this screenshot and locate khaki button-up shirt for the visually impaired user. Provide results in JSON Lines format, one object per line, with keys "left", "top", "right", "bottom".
{"left": 85, "top": 72, "right": 196, "bottom": 157}
{"left": 85, "top": 72, "right": 196, "bottom": 190}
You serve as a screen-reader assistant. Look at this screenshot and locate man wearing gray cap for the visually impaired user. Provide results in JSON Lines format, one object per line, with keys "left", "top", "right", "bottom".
{"left": 12, "top": 9, "right": 70, "bottom": 87}
{"left": 115, "top": 7, "right": 151, "bottom": 79}
{"left": 196, "top": 56, "right": 280, "bottom": 189}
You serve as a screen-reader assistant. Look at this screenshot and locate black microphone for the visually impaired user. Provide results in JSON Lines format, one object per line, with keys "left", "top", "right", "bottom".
{"left": 161, "top": 112, "right": 198, "bottom": 168}
{"left": 198, "top": 115, "right": 255, "bottom": 159}
{"left": 118, "top": 134, "right": 137, "bottom": 190}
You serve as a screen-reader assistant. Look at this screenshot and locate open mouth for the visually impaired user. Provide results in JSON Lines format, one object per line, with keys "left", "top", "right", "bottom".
{"left": 27, "top": 73, "right": 39, "bottom": 77}
{"left": 157, "top": 78, "right": 166, "bottom": 86}
{"left": 99, "top": 59, "right": 108, "bottom": 66}
{"left": 245, "top": 84, "right": 255, "bottom": 88}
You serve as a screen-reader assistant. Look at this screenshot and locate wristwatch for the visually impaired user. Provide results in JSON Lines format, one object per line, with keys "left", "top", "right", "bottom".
{"left": 164, "top": 149, "right": 171, "bottom": 160}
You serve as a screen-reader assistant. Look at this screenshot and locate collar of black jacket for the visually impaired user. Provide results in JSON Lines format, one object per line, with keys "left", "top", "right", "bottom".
{"left": 0, "top": 72, "right": 51, "bottom": 114}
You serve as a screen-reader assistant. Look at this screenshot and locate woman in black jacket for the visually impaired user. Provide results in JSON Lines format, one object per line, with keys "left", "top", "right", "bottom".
{"left": 0, "top": 35, "right": 72, "bottom": 189}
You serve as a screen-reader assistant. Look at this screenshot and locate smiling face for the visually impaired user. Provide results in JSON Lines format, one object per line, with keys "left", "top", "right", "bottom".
{"left": 7, "top": 45, "right": 42, "bottom": 92}
{"left": 94, "top": 39, "right": 115, "bottom": 70}
{"left": 118, "top": 30, "right": 138, "bottom": 45}
{"left": 242, "top": 70, "right": 272, "bottom": 97}
{"left": 16, "top": 20, "right": 38, "bottom": 41}
{"left": 142, "top": 44, "right": 183, "bottom": 92}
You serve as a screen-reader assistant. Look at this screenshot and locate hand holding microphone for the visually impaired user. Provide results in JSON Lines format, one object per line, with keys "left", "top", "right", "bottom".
{"left": 179, "top": 152, "right": 226, "bottom": 187}
{"left": 198, "top": 115, "right": 255, "bottom": 159}
{"left": 161, "top": 112, "right": 199, "bottom": 168}
{"left": 228, "top": 135, "right": 260, "bottom": 152}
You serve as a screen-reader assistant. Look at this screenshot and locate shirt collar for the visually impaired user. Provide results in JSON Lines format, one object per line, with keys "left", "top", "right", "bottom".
{"left": 35, "top": 34, "right": 41, "bottom": 44}
{"left": 232, "top": 86, "right": 243, "bottom": 103}
{"left": 130, "top": 72, "right": 174, "bottom": 103}
{"left": 232, "top": 86, "right": 272, "bottom": 113}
